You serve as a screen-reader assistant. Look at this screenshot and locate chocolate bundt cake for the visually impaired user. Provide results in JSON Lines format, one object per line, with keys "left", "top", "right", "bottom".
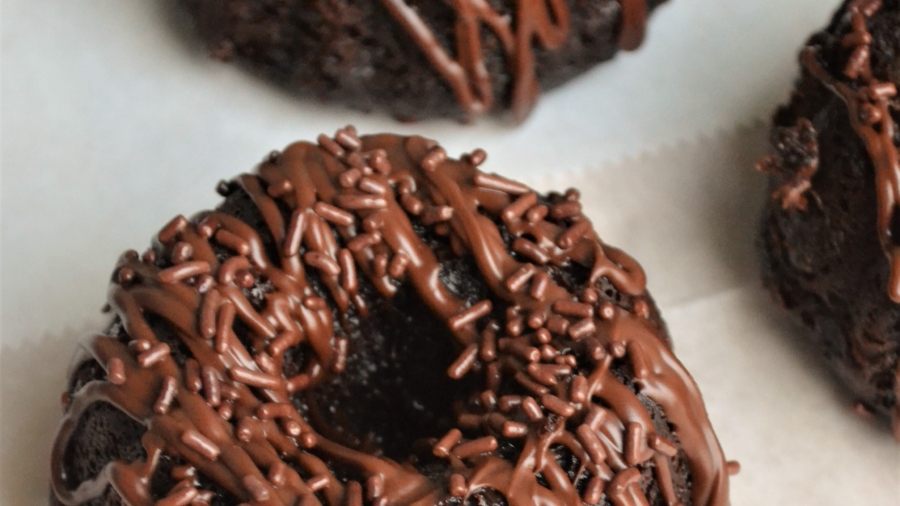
{"left": 182, "top": 0, "right": 668, "bottom": 122}
{"left": 758, "top": 0, "right": 900, "bottom": 436}
{"left": 51, "top": 128, "right": 731, "bottom": 506}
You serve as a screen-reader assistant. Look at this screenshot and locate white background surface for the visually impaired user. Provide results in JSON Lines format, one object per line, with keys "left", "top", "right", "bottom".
{"left": 2, "top": 0, "right": 899, "bottom": 504}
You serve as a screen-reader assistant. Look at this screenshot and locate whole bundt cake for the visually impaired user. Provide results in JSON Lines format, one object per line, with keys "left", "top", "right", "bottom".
{"left": 50, "top": 127, "right": 731, "bottom": 506}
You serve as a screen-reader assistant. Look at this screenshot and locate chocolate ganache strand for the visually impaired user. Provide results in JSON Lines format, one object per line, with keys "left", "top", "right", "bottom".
{"left": 380, "top": 0, "right": 657, "bottom": 122}
{"left": 51, "top": 128, "right": 730, "bottom": 506}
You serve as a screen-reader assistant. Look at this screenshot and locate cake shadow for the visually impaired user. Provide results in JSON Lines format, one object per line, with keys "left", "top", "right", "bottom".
{"left": 152, "top": 0, "right": 209, "bottom": 60}
{"left": 692, "top": 121, "right": 773, "bottom": 298}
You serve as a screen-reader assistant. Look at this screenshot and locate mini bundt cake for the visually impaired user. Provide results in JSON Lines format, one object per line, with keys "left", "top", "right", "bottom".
{"left": 181, "top": 0, "right": 668, "bottom": 122}
{"left": 757, "top": 0, "right": 900, "bottom": 436}
{"left": 51, "top": 128, "right": 731, "bottom": 506}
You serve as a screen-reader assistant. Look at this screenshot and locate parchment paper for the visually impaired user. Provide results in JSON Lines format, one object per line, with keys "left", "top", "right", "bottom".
{"left": 3, "top": 0, "right": 899, "bottom": 504}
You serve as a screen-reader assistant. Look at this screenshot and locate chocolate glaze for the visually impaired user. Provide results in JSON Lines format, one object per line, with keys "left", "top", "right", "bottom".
{"left": 51, "top": 129, "right": 729, "bottom": 506}
{"left": 380, "top": 0, "right": 656, "bottom": 122}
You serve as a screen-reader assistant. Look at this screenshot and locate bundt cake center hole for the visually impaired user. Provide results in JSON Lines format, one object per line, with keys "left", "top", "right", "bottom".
{"left": 305, "top": 282, "right": 480, "bottom": 463}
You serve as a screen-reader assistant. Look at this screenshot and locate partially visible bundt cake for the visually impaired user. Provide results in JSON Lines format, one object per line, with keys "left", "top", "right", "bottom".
{"left": 758, "top": 0, "right": 900, "bottom": 436}
{"left": 51, "top": 127, "right": 731, "bottom": 506}
{"left": 181, "top": 0, "right": 669, "bottom": 122}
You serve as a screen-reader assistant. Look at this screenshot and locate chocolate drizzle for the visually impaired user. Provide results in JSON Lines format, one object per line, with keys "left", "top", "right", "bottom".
{"left": 797, "top": 0, "right": 900, "bottom": 302}
{"left": 380, "top": 0, "right": 655, "bottom": 122}
{"left": 50, "top": 128, "right": 730, "bottom": 506}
